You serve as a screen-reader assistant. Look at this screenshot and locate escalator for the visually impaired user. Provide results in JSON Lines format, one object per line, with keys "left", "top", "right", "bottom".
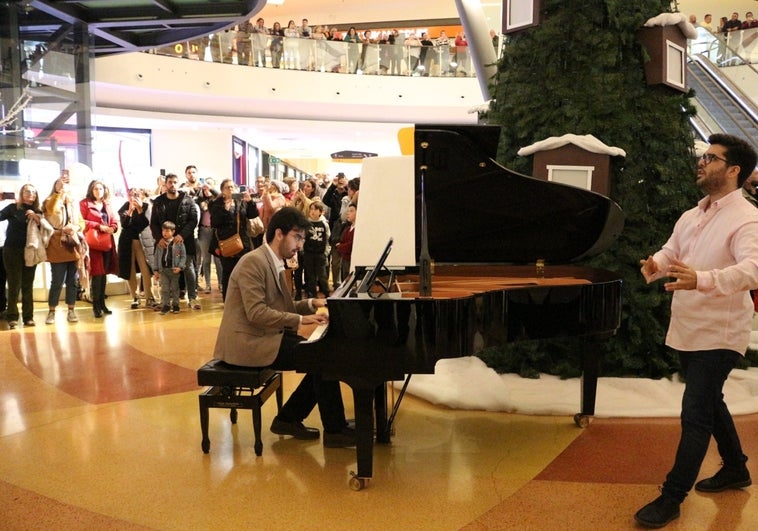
{"left": 687, "top": 53, "right": 758, "bottom": 151}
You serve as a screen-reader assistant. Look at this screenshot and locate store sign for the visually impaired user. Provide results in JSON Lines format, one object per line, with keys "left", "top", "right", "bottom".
{"left": 330, "top": 150, "right": 377, "bottom": 161}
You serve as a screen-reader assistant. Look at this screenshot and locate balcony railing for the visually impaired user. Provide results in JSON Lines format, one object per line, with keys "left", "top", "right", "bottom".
{"left": 152, "top": 34, "right": 478, "bottom": 78}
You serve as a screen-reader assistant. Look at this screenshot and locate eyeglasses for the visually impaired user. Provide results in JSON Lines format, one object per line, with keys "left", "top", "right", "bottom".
{"left": 291, "top": 233, "right": 306, "bottom": 243}
{"left": 700, "top": 153, "right": 729, "bottom": 165}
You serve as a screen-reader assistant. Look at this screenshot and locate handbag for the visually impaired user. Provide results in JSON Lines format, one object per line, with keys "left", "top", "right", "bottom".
{"left": 85, "top": 226, "right": 112, "bottom": 252}
{"left": 47, "top": 229, "right": 81, "bottom": 263}
{"left": 248, "top": 216, "right": 265, "bottom": 238}
{"left": 216, "top": 209, "right": 244, "bottom": 257}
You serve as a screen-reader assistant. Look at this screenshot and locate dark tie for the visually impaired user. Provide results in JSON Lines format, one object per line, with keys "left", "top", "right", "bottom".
{"left": 279, "top": 269, "right": 295, "bottom": 311}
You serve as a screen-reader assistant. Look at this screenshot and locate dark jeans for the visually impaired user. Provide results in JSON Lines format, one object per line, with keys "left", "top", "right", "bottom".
{"left": 303, "top": 251, "right": 329, "bottom": 297}
{"left": 662, "top": 349, "right": 747, "bottom": 502}
{"left": 48, "top": 260, "right": 78, "bottom": 307}
{"left": 0, "top": 245, "right": 6, "bottom": 313}
{"left": 3, "top": 246, "right": 36, "bottom": 322}
{"left": 269, "top": 331, "right": 347, "bottom": 433}
{"left": 219, "top": 253, "right": 243, "bottom": 302}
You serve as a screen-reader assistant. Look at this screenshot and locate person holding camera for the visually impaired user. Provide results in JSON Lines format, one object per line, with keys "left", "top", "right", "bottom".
{"left": 43, "top": 172, "right": 82, "bottom": 324}
{"left": 209, "top": 178, "right": 259, "bottom": 300}
{"left": 118, "top": 188, "right": 154, "bottom": 310}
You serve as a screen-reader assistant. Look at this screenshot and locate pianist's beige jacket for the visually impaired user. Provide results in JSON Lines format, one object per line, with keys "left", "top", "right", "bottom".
{"left": 213, "top": 245, "right": 314, "bottom": 367}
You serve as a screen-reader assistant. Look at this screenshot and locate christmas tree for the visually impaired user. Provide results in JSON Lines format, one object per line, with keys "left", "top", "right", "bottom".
{"left": 483, "top": 0, "right": 710, "bottom": 378}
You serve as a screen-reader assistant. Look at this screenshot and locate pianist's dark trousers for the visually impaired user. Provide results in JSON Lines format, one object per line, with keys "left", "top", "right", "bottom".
{"left": 269, "top": 331, "right": 347, "bottom": 433}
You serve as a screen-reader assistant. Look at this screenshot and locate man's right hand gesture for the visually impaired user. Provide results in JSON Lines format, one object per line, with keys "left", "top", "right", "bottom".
{"left": 640, "top": 255, "right": 659, "bottom": 284}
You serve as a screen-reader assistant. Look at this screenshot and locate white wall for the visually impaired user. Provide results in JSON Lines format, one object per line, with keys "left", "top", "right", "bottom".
{"left": 679, "top": 0, "right": 756, "bottom": 21}
{"left": 151, "top": 129, "right": 233, "bottom": 183}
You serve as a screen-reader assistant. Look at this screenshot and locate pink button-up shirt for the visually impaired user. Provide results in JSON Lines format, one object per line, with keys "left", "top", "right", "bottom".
{"left": 651, "top": 188, "right": 758, "bottom": 354}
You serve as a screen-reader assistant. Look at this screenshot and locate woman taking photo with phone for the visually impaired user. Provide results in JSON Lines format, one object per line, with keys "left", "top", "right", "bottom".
{"left": 42, "top": 173, "right": 82, "bottom": 324}
{"left": 209, "top": 178, "right": 258, "bottom": 300}
{"left": 80, "top": 179, "right": 118, "bottom": 318}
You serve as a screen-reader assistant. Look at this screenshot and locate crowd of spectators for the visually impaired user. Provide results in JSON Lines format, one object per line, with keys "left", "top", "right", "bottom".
{"left": 691, "top": 11, "right": 758, "bottom": 34}
{"left": 0, "top": 169, "right": 360, "bottom": 329}
{"left": 178, "top": 18, "right": 484, "bottom": 77}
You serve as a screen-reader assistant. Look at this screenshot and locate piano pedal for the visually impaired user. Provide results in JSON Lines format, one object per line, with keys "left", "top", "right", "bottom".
{"left": 349, "top": 471, "right": 370, "bottom": 491}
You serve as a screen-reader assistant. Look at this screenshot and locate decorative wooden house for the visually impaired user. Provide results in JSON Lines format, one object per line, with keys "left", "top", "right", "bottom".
{"left": 518, "top": 134, "right": 626, "bottom": 197}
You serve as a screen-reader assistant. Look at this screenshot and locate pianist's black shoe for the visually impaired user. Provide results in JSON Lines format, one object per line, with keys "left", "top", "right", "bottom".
{"left": 270, "top": 416, "right": 320, "bottom": 440}
{"left": 695, "top": 465, "right": 751, "bottom": 492}
{"left": 634, "top": 495, "right": 680, "bottom": 528}
{"left": 323, "top": 426, "right": 357, "bottom": 448}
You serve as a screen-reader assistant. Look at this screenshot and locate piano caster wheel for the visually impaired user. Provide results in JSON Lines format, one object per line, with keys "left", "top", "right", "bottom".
{"left": 349, "top": 472, "right": 369, "bottom": 491}
{"left": 574, "top": 413, "right": 592, "bottom": 428}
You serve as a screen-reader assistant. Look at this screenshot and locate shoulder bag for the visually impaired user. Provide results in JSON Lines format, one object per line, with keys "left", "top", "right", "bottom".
{"left": 216, "top": 208, "right": 244, "bottom": 257}
{"left": 85, "top": 226, "right": 112, "bottom": 252}
{"left": 47, "top": 229, "right": 81, "bottom": 263}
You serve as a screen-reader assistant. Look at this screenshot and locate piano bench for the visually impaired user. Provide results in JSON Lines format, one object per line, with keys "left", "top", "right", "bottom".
{"left": 197, "top": 359, "right": 283, "bottom": 456}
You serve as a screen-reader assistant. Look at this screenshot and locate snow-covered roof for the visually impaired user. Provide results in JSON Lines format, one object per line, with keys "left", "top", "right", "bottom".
{"left": 644, "top": 12, "right": 699, "bottom": 40}
{"left": 517, "top": 134, "right": 627, "bottom": 157}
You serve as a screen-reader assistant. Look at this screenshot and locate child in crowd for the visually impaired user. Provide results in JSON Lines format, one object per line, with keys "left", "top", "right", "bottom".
{"left": 335, "top": 202, "right": 356, "bottom": 280}
{"left": 303, "top": 201, "right": 331, "bottom": 298}
{"left": 153, "top": 221, "right": 186, "bottom": 314}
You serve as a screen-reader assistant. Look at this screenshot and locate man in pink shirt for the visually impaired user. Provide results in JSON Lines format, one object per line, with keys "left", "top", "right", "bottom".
{"left": 635, "top": 134, "right": 758, "bottom": 528}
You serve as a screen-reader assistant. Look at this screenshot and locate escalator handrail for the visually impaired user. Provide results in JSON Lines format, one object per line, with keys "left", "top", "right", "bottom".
{"left": 691, "top": 53, "right": 758, "bottom": 126}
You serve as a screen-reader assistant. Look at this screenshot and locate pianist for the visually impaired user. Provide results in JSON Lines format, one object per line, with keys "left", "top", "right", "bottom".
{"left": 213, "top": 207, "right": 356, "bottom": 448}
{"left": 635, "top": 134, "right": 758, "bottom": 528}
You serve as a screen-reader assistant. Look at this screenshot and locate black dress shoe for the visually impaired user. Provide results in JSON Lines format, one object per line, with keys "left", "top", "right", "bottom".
{"left": 695, "top": 466, "right": 752, "bottom": 492}
{"left": 634, "top": 495, "right": 680, "bottom": 528}
{"left": 93, "top": 309, "right": 103, "bottom": 318}
{"left": 323, "top": 426, "right": 357, "bottom": 448}
{"left": 270, "top": 417, "right": 320, "bottom": 440}
{"left": 101, "top": 305, "right": 113, "bottom": 315}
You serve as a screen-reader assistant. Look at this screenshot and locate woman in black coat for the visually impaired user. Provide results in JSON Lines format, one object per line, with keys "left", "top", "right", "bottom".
{"left": 209, "top": 178, "right": 259, "bottom": 300}
{"left": 117, "top": 188, "right": 154, "bottom": 309}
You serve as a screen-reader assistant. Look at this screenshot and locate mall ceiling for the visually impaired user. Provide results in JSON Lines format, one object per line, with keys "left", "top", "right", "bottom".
{"left": 11, "top": 0, "right": 264, "bottom": 54}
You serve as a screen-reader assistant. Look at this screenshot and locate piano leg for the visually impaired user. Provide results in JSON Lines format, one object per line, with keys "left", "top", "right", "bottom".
{"left": 374, "top": 383, "right": 391, "bottom": 444}
{"left": 349, "top": 385, "right": 376, "bottom": 490}
{"left": 576, "top": 347, "right": 600, "bottom": 428}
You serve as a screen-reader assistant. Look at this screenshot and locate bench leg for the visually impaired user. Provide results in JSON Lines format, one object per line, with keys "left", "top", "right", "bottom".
{"left": 199, "top": 396, "right": 210, "bottom": 454}
{"left": 251, "top": 401, "right": 263, "bottom": 456}
{"left": 275, "top": 374, "right": 283, "bottom": 413}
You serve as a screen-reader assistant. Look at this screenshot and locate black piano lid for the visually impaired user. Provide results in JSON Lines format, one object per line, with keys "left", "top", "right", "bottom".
{"left": 414, "top": 124, "right": 625, "bottom": 264}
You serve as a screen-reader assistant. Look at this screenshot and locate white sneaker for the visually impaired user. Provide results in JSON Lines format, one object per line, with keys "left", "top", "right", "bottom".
{"left": 67, "top": 310, "right": 79, "bottom": 323}
{"left": 45, "top": 311, "right": 55, "bottom": 325}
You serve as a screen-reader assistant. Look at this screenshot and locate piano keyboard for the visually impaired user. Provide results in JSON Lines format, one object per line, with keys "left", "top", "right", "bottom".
{"left": 306, "top": 322, "right": 329, "bottom": 342}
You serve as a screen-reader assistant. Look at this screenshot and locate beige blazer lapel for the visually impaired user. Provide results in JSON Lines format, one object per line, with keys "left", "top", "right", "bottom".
{"left": 263, "top": 246, "right": 294, "bottom": 310}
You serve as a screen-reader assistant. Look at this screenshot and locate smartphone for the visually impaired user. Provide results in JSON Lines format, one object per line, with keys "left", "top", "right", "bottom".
{"left": 239, "top": 185, "right": 247, "bottom": 193}
{"left": 2, "top": 191, "right": 15, "bottom": 200}
{"left": 160, "top": 168, "right": 166, "bottom": 176}
{"left": 231, "top": 193, "right": 243, "bottom": 200}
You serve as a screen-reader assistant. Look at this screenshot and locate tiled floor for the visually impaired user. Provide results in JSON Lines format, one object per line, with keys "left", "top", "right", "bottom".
{"left": 1, "top": 290, "right": 757, "bottom": 530}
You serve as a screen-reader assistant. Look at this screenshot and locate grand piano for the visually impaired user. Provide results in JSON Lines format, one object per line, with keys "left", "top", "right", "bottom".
{"left": 295, "top": 124, "right": 624, "bottom": 490}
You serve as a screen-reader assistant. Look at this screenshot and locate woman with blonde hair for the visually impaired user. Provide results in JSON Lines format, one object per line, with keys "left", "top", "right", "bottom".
{"left": 0, "top": 183, "right": 43, "bottom": 328}
{"left": 42, "top": 173, "right": 82, "bottom": 324}
{"left": 79, "top": 180, "right": 118, "bottom": 318}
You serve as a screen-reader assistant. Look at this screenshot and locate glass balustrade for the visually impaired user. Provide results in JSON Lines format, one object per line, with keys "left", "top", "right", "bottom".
{"left": 151, "top": 34, "right": 478, "bottom": 78}
{"left": 689, "top": 26, "right": 758, "bottom": 68}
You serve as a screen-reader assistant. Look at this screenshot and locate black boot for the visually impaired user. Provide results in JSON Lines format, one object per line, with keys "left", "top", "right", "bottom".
{"left": 91, "top": 276, "right": 104, "bottom": 317}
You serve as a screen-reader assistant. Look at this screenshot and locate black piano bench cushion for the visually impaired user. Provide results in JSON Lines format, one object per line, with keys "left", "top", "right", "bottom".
{"left": 197, "top": 359, "right": 276, "bottom": 388}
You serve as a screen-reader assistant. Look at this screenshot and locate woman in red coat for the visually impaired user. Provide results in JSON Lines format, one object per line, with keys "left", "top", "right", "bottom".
{"left": 79, "top": 180, "right": 118, "bottom": 317}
